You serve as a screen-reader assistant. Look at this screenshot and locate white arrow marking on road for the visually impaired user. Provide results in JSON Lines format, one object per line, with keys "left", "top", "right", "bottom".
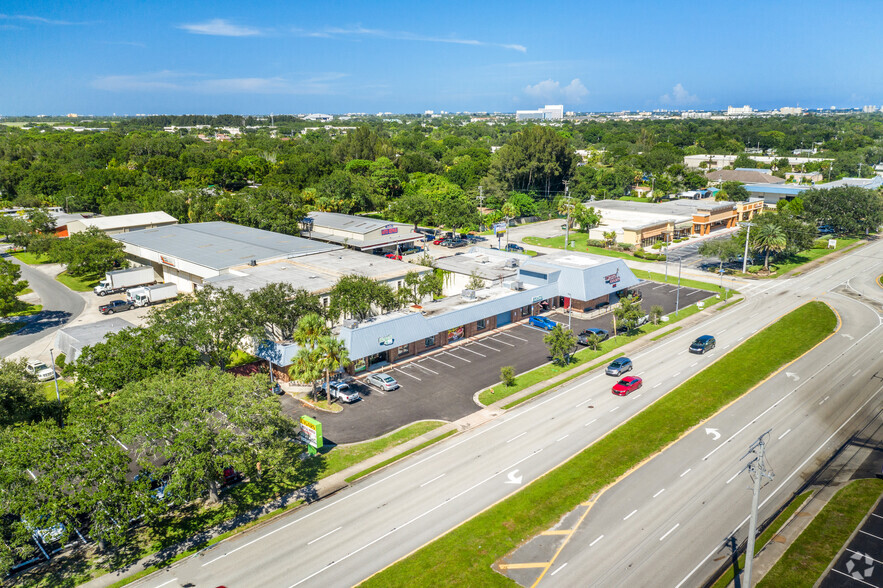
{"left": 785, "top": 372, "right": 800, "bottom": 381}
{"left": 705, "top": 428, "right": 721, "bottom": 441}
{"left": 505, "top": 470, "right": 523, "bottom": 485}
{"left": 842, "top": 333, "right": 855, "bottom": 340}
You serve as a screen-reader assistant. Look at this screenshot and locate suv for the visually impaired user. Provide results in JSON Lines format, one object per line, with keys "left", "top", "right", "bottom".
{"left": 99, "top": 299, "right": 134, "bottom": 314}
{"left": 605, "top": 357, "right": 633, "bottom": 376}
{"left": 25, "top": 360, "right": 56, "bottom": 382}
{"left": 689, "top": 335, "right": 716, "bottom": 354}
{"left": 505, "top": 243, "right": 524, "bottom": 253}
{"left": 578, "top": 328, "right": 609, "bottom": 345}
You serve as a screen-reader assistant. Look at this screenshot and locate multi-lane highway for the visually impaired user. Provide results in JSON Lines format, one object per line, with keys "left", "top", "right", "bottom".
{"left": 133, "top": 239, "right": 883, "bottom": 588}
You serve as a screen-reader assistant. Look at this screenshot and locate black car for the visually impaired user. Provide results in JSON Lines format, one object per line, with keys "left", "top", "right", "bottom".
{"left": 505, "top": 243, "right": 524, "bottom": 252}
{"left": 578, "top": 328, "right": 609, "bottom": 345}
{"left": 689, "top": 335, "right": 716, "bottom": 354}
{"left": 446, "top": 239, "right": 469, "bottom": 248}
{"left": 99, "top": 299, "right": 134, "bottom": 314}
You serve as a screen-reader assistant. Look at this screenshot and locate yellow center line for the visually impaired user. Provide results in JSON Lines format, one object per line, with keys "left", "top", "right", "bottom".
{"left": 540, "top": 530, "right": 573, "bottom": 536}
{"left": 499, "top": 562, "right": 552, "bottom": 570}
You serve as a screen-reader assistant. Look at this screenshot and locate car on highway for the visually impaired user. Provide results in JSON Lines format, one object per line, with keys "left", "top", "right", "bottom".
{"left": 365, "top": 372, "right": 400, "bottom": 391}
{"left": 577, "top": 327, "right": 609, "bottom": 345}
{"left": 25, "top": 360, "right": 56, "bottom": 382}
{"left": 528, "top": 315, "right": 557, "bottom": 330}
{"left": 605, "top": 357, "right": 633, "bottom": 376}
{"left": 323, "top": 381, "right": 361, "bottom": 403}
{"left": 99, "top": 299, "right": 134, "bottom": 314}
{"left": 612, "top": 376, "right": 643, "bottom": 396}
{"left": 689, "top": 335, "right": 716, "bottom": 354}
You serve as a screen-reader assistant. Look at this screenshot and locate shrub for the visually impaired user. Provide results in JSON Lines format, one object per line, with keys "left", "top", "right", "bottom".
{"left": 812, "top": 239, "right": 829, "bottom": 249}
{"left": 748, "top": 265, "right": 763, "bottom": 274}
{"left": 633, "top": 249, "right": 646, "bottom": 259}
{"left": 651, "top": 242, "right": 664, "bottom": 250}
{"left": 586, "top": 239, "right": 606, "bottom": 248}
{"left": 619, "top": 244, "right": 634, "bottom": 251}
{"left": 54, "top": 353, "right": 66, "bottom": 371}
{"left": 500, "top": 366, "right": 516, "bottom": 387}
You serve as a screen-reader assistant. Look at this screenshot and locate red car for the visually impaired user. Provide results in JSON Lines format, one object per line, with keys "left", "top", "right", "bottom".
{"left": 432, "top": 237, "right": 446, "bottom": 245}
{"left": 612, "top": 376, "right": 642, "bottom": 396}
{"left": 385, "top": 253, "right": 403, "bottom": 260}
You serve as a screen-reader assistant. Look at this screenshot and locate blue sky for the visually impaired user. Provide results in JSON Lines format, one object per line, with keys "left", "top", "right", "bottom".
{"left": 1, "top": 0, "right": 880, "bottom": 115}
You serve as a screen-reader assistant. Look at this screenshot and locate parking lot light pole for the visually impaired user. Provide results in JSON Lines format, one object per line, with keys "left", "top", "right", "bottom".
{"left": 675, "top": 258, "right": 682, "bottom": 316}
{"left": 741, "top": 222, "right": 755, "bottom": 274}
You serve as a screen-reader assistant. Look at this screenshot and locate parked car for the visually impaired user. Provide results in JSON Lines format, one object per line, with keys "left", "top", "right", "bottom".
{"left": 323, "top": 381, "right": 361, "bottom": 403}
{"left": 528, "top": 315, "right": 557, "bottom": 330}
{"left": 605, "top": 357, "right": 633, "bottom": 376}
{"left": 365, "top": 372, "right": 400, "bottom": 391}
{"left": 271, "top": 382, "right": 284, "bottom": 395}
{"left": 612, "top": 376, "right": 643, "bottom": 396}
{"left": 505, "top": 243, "right": 524, "bottom": 253}
{"left": 577, "top": 328, "right": 609, "bottom": 345}
{"left": 432, "top": 237, "right": 447, "bottom": 245}
{"left": 445, "top": 239, "right": 469, "bottom": 248}
{"left": 25, "top": 360, "right": 55, "bottom": 382}
{"left": 384, "top": 253, "right": 403, "bottom": 260}
{"left": 689, "top": 335, "right": 716, "bottom": 354}
{"left": 99, "top": 299, "right": 134, "bottom": 314}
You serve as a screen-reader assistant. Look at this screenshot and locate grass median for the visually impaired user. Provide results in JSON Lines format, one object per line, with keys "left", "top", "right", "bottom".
{"left": 758, "top": 478, "right": 883, "bottom": 587}
{"left": 361, "top": 301, "right": 836, "bottom": 587}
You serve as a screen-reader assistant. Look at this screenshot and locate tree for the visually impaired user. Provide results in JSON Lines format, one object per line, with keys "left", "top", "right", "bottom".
{"left": 484, "top": 126, "right": 576, "bottom": 197}
{"left": 543, "top": 324, "right": 577, "bottom": 366}
{"left": 316, "top": 336, "right": 349, "bottom": 402}
{"left": 329, "top": 275, "right": 396, "bottom": 321}
{"left": 698, "top": 237, "right": 743, "bottom": 274}
{"left": 246, "top": 283, "right": 323, "bottom": 342}
{"left": 501, "top": 201, "right": 518, "bottom": 248}
{"left": 71, "top": 326, "right": 200, "bottom": 394}
{"left": 603, "top": 230, "right": 617, "bottom": 248}
{"left": 418, "top": 269, "right": 445, "bottom": 300}
{"left": 0, "top": 258, "right": 28, "bottom": 317}
{"left": 582, "top": 332, "right": 603, "bottom": 351}
{"left": 803, "top": 186, "right": 883, "bottom": 235}
{"left": 613, "top": 296, "right": 645, "bottom": 332}
{"left": 649, "top": 305, "right": 664, "bottom": 325}
{"left": 571, "top": 202, "right": 601, "bottom": 231}
{"left": 289, "top": 346, "right": 322, "bottom": 400}
{"left": 752, "top": 223, "right": 787, "bottom": 271}
{"left": 732, "top": 154, "right": 759, "bottom": 169}
{"left": 388, "top": 192, "right": 434, "bottom": 230}
{"left": 148, "top": 285, "right": 252, "bottom": 370}
{"left": 500, "top": 365, "right": 516, "bottom": 387}
{"left": 49, "top": 227, "right": 127, "bottom": 277}
{"left": 466, "top": 271, "right": 485, "bottom": 291}
{"left": 114, "top": 366, "right": 303, "bottom": 504}
{"left": 0, "top": 358, "right": 50, "bottom": 427}
{"left": 719, "top": 181, "right": 750, "bottom": 202}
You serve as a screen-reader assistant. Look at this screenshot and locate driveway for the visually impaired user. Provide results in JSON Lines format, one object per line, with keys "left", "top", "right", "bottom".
{"left": 0, "top": 255, "right": 86, "bottom": 358}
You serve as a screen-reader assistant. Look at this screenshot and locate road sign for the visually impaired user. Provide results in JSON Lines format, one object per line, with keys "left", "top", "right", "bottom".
{"left": 300, "top": 416, "right": 323, "bottom": 455}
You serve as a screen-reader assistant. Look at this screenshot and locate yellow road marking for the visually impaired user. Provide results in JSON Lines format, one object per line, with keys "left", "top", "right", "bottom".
{"left": 540, "top": 530, "right": 573, "bottom": 536}
{"left": 498, "top": 562, "right": 551, "bottom": 570}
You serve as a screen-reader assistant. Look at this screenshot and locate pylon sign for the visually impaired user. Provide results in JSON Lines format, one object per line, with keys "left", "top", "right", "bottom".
{"left": 300, "top": 415, "right": 323, "bottom": 455}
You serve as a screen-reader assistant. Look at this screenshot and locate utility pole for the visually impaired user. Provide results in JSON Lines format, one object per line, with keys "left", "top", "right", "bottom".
{"left": 675, "top": 258, "right": 682, "bottom": 315}
{"left": 563, "top": 181, "right": 572, "bottom": 251}
{"left": 742, "top": 431, "right": 774, "bottom": 588}
{"left": 49, "top": 348, "right": 62, "bottom": 426}
{"left": 741, "top": 222, "right": 755, "bottom": 274}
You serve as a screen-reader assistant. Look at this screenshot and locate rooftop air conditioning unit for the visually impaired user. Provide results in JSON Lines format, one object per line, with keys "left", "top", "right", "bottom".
{"left": 475, "top": 254, "right": 489, "bottom": 263}
{"left": 461, "top": 289, "right": 476, "bottom": 300}
{"left": 342, "top": 319, "right": 358, "bottom": 329}
{"left": 502, "top": 280, "right": 515, "bottom": 290}
{"left": 505, "top": 259, "right": 518, "bottom": 268}
{"left": 506, "top": 280, "right": 524, "bottom": 291}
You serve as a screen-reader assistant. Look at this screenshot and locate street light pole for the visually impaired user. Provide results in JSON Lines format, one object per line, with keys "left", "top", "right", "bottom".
{"left": 563, "top": 181, "right": 572, "bottom": 251}
{"left": 741, "top": 222, "right": 755, "bottom": 274}
{"left": 675, "top": 258, "right": 682, "bottom": 315}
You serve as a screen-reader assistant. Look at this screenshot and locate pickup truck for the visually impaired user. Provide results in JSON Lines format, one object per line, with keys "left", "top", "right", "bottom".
{"left": 99, "top": 299, "right": 134, "bottom": 314}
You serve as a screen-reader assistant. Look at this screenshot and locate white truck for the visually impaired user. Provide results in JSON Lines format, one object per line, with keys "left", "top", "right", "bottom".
{"left": 127, "top": 283, "right": 178, "bottom": 307}
{"left": 93, "top": 266, "right": 155, "bottom": 296}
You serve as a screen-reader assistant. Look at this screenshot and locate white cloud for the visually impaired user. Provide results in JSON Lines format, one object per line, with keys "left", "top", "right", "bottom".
{"left": 660, "top": 83, "right": 698, "bottom": 105}
{"left": 524, "top": 78, "right": 588, "bottom": 103}
{"left": 293, "top": 25, "right": 526, "bottom": 53}
{"left": 178, "top": 19, "right": 262, "bottom": 37}
{"left": 92, "top": 71, "right": 346, "bottom": 95}
{"left": 0, "top": 13, "right": 88, "bottom": 25}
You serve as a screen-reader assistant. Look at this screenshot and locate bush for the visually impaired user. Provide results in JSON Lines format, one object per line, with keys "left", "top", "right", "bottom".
{"left": 586, "top": 239, "right": 606, "bottom": 248}
{"left": 748, "top": 265, "right": 763, "bottom": 274}
{"left": 54, "top": 353, "right": 66, "bottom": 371}
{"left": 812, "top": 239, "right": 829, "bottom": 249}
{"left": 619, "top": 244, "right": 634, "bottom": 252}
{"left": 651, "top": 242, "right": 664, "bottom": 250}
{"left": 500, "top": 366, "right": 516, "bottom": 387}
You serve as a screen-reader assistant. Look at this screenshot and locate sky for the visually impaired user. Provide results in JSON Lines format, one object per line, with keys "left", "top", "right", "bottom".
{"left": 1, "top": 0, "right": 881, "bottom": 116}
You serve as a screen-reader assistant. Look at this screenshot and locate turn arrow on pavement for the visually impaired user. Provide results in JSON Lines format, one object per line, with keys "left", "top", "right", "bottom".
{"left": 505, "top": 470, "right": 523, "bottom": 485}
{"left": 785, "top": 372, "right": 800, "bottom": 381}
{"left": 704, "top": 428, "right": 721, "bottom": 441}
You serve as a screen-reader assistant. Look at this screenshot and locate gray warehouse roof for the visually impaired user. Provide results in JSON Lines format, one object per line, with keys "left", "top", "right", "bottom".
{"left": 304, "top": 211, "right": 408, "bottom": 234}
{"left": 113, "top": 222, "right": 341, "bottom": 271}
{"left": 53, "top": 317, "right": 135, "bottom": 363}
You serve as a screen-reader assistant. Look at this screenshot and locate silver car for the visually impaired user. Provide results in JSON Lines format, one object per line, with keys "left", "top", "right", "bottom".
{"left": 26, "top": 360, "right": 56, "bottom": 382}
{"left": 365, "top": 372, "right": 400, "bottom": 391}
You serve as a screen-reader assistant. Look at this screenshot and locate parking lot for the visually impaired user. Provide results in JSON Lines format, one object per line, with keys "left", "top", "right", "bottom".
{"left": 285, "top": 281, "right": 717, "bottom": 445}
{"left": 819, "top": 497, "right": 883, "bottom": 587}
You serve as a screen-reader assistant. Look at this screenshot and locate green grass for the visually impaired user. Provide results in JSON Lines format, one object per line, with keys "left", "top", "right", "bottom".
{"left": 712, "top": 490, "right": 813, "bottom": 588}
{"left": 56, "top": 271, "right": 101, "bottom": 291}
{"left": 718, "top": 297, "right": 745, "bottom": 311}
{"left": 631, "top": 268, "right": 733, "bottom": 296}
{"left": 346, "top": 431, "right": 457, "bottom": 483}
{"left": 502, "top": 354, "right": 624, "bottom": 410}
{"left": 361, "top": 302, "right": 836, "bottom": 587}
{"left": 523, "top": 249, "right": 539, "bottom": 257}
{"left": 651, "top": 326, "right": 682, "bottom": 341}
{"left": 322, "top": 421, "right": 446, "bottom": 478}
{"left": 11, "top": 250, "right": 51, "bottom": 264}
{"left": 39, "top": 379, "right": 74, "bottom": 401}
{"left": 6, "top": 302, "right": 42, "bottom": 317}
{"left": 759, "top": 478, "right": 883, "bottom": 587}
{"left": 751, "top": 238, "right": 860, "bottom": 278}
{"left": 523, "top": 235, "right": 639, "bottom": 260}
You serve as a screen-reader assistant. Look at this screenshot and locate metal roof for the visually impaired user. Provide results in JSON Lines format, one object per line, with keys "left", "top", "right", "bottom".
{"left": 304, "top": 211, "right": 410, "bottom": 235}
{"left": 744, "top": 183, "right": 811, "bottom": 195}
{"left": 53, "top": 318, "right": 135, "bottom": 362}
{"left": 72, "top": 211, "right": 178, "bottom": 231}
{"left": 113, "top": 222, "right": 341, "bottom": 271}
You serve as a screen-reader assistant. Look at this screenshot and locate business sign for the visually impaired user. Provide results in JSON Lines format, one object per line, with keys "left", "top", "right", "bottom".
{"left": 493, "top": 222, "right": 507, "bottom": 236}
{"left": 299, "top": 415, "right": 323, "bottom": 454}
{"left": 381, "top": 224, "right": 399, "bottom": 236}
{"left": 378, "top": 335, "right": 395, "bottom": 346}
{"left": 159, "top": 255, "right": 176, "bottom": 267}
{"left": 604, "top": 268, "right": 621, "bottom": 287}
{"left": 447, "top": 326, "right": 464, "bottom": 343}
{"left": 531, "top": 295, "right": 544, "bottom": 303}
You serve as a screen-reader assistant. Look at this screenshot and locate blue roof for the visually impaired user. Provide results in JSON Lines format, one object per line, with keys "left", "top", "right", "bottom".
{"left": 744, "top": 184, "right": 811, "bottom": 196}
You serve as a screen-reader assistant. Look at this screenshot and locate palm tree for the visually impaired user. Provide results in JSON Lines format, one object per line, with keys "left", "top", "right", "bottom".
{"left": 753, "top": 224, "right": 787, "bottom": 271}
{"left": 293, "top": 313, "right": 328, "bottom": 351}
{"left": 288, "top": 347, "right": 322, "bottom": 399}
{"left": 317, "top": 336, "right": 350, "bottom": 404}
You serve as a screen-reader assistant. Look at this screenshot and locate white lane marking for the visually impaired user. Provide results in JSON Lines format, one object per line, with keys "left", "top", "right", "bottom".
{"left": 860, "top": 530, "right": 883, "bottom": 542}
{"left": 678, "top": 350, "right": 687, "bottom": 355}
{"left": 853, "top": 369, "right": 861, "bottom": 377}
{"left": 585, "top": 419, "right": 598, "bottom": 427}
{"left": 556, "top": 434, "right": 569, "bottom": 442}
{"left": 677, "top": 382, "right": 883, "bottom": 588}
{"left": 778, "top": 429, "right": 791, "bottom": 440}
{"left": 460, "top": 346, "right": 486, "bottom": 357}
{"left": 507, "top": 432, "right": 528, "bottom": 444}
{"left": 819, "top": 396, "right": 829, "bottom": 405}
{"left": 690, "top": 362, "right": 698, "bottom": 368}
{"left": 499, "top": 331, "right": 529, "bottom": 342}
{"left": 623, "top": 509, "right": 637, "bottom": 521}
{"left": 394, "top": 369, "right": 422, "bottom": 381}
{"left": 472, "top": 341, "right": 501, "bottom": 352}
{"left": 442, "top": 351, "right": 471, "bottom": 363}
{"left": 872, "top": 514, "right": 883, "bottom": 520}
{"left": 831, "top": 568, "right": 878, "bottom": 587}
{"left": 719, "top": 329, "right": 727, "bottom": 334}
{"left": 589, "top": 535, "right": 604, "bottom": 547}
{"left": 153, "top": 580, "right": 178, "bottom": 588}
{"left": 288, "top": 450, "right": 542, "bottom": 587}
{"left": 653, "top": 488, "right": 665, "bottom": 498}
{"left": 726, "top": 470, "right": 741, "bottom": 484}
{"left": 550, "top": 563, "right": 568, "bottom": 576}
{"left": 425, "top": 356, "right": 455, "bottom": 369}
{"left": 659, "top": 523, "right": 680, "bottom": 541}
{"left": 633, "top": 394, "right": 642, "bottom": 399}
{"left": 410, "top": 362, "right": 439, "bottom": 375}
{"left": 609, "top": 406, "right": 620, "bottom": 413}
{"left": 420, "top": 474, "right": 446, "bottom": 488}
{"left": 672, "top": 372, "right": 681, "bottom": 378}
{"left": 680, "top": 468, "right": 691, "bottom": 478}
{"left": 574, "top": 399, "right": 587, "bottom": 408}
{"left": 653, "top": 383, "right": 661, "bottom": 388}
{"left": 307, "top": 526, "right": 342, "bottom": 546}
{"left": 738, "top": 336, "right": 744, "bottom": 341}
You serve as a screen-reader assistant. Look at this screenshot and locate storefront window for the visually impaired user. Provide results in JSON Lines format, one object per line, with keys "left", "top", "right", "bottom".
{"left": 521, "top": 305, "right": 531, "bottom": 316}
{"left": 425, "top": 335, "right": 436, "bottom": 347}
{"left": 477, "top": 319, "right": 486, "bottom": 330}
{"left": 353, "top": 358, "right": 367, "bottom": 373}
{"left": 397, "top": 344, "right": 410, "bottom": 356}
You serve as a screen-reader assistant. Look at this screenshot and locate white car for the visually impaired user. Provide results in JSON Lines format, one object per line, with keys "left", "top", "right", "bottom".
{"left": 365, "top": 373, "right": 400, "bottom": 391}
{"left": 26, "top": 360, "right": 56, "bottom": 382}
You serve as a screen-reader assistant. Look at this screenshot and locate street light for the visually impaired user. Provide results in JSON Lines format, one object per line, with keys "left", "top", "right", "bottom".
{"left": 675, "top": 258, "right": 682, "bottom": 316}
{"left": 741, "top": 222, "right": 756, "bottom": 274}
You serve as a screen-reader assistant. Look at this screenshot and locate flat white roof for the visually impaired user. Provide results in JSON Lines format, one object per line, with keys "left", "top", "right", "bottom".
{"left": 73, "top": 211, "right": 178, "bottom": 231}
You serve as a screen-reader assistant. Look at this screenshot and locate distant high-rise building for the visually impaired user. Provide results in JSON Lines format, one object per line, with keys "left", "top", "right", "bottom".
{"left": 727, "top": 105, "right": 754, "bottom": 116}
{"left": 515, "top": 104, "right": 564, "bottom": 121}
{"left": 777, "top": 106, "right": 803, "bottom": 115}
{"left": 863, "top": 105, "right": 880, "bottom": 113}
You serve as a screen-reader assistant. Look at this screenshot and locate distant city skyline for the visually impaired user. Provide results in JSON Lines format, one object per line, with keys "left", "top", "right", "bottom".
{"left": 1, "top": 0, "right": 881, "bottom": 116}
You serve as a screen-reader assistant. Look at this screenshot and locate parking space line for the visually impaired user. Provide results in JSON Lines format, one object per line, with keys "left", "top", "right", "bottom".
{"left": 425, "top": 356, "right": 456, "bottom": 369}
{"left": 860, "top": 530, "right": 883, "bottom": 541}
{"left": 459, "top": 346, "right": 486, "bottom": 357}
{"left": 499, "top": 331, "right": 529, "bottom": 342}
{"left": 687, "top": 290, "right": 701, "bottom": 297}
{"left": 411, "top": 362, "right": 439, "bottom": 375}
{"left": 831, "top": 569, "right": 877, "bottom": 587}
{"left": 489, "top": 336, "right": 516, "bottom": 347}
{"left": 523, "top": 325, "right": 552, "bottom": 335}
{"left": 394, "top": 369, "right": 422, "bottom": 382}
{"left": 473, "top": 341, "right": 501, "bottom": 352}
{"left": 442, "top": 351, "right": 471, "bottom": 363}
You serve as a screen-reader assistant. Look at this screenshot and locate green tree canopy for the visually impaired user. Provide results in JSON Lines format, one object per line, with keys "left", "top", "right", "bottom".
{"left": 49, "top": 227, "right": 128, "bottom": 277}
{"left": 802, "top": 186, "right": 883, "bottom": 235}
{"left": 543, "top": 324, "right": 577, "bottom": 366}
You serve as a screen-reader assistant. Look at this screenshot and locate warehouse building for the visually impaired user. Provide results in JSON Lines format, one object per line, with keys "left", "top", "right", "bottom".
{"left": 300, "top": 211, "right": 424, "bottom": 254}
{"left": 59, "top": 211, "right": 178, "bottom": 238}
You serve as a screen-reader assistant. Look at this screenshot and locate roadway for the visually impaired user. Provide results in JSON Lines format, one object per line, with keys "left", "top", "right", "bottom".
{"left": 132, "top": 238, "right": 883, "bottom": 588}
